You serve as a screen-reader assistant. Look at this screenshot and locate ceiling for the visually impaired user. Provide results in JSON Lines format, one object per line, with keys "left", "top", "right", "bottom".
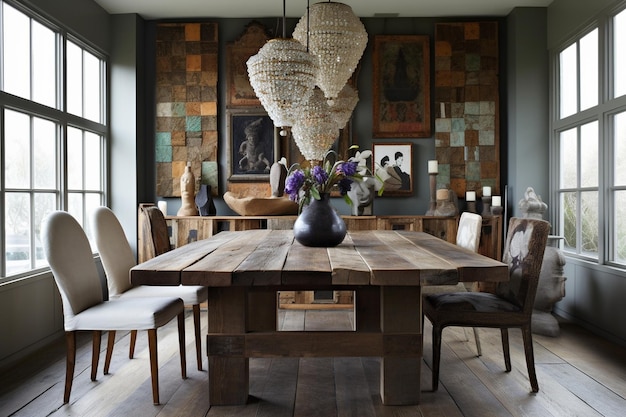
{"left": 92, "top": 0, "right": 553, "bottom": 20}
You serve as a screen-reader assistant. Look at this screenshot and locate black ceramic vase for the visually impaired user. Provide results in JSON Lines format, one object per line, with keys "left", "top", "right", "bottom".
{"left": 293, "top": 193, "right": 347, "bottom": 247}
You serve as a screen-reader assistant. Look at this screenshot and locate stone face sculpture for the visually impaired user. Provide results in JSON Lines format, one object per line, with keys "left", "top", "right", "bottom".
{"left": 519, "top": 186, "right": 566, "bottom": 336}
{"left": 177, "top": 164, "right": 199, "bottom": 216}
{"left": 347, "top": 176, "right": 375, "bottom": 216}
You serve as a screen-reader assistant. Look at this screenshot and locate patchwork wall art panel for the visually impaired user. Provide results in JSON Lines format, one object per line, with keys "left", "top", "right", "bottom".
{"left": 155, "top": 22, "right": 219, "bottom": 197}
{"left": 434, "top": 22, "right": 500, "bottom": 198}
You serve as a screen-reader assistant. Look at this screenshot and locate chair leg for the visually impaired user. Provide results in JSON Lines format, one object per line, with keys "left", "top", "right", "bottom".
{"left": 193, "top": 304, "right": 202, "bottom": 371}
{"left": 472, "top": 327, "right": 482, "bottom": 356}
{"left": 178, "top": 312, "right": 187, "bottom": 379}
{"left": 63, "top": 332, "right": 76, "bottom": 404}
{"left": 91, "top": 330, "right": 102, "bottom": 381}
{"left": 431, "top": 324, "right": 443, "bottom": 392}
{"left": 129, "top": 330, "right": 138, "bottom": 359}
{"left": 501, "top": 328, "right": 512, "bottom": 372}
{"left": 104, "top": 331, "right": 116, "bottom": 375}
{"left": 522, "top": 325, "right": 539, "bottom": 393}
{"left": 147, "top": 329, "right": 160, "bottom": 405}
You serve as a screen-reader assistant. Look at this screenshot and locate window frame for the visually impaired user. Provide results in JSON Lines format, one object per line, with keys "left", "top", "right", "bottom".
{"left": 0, "top": 0, "right": 108, "bottom": 281}
{"left": 551, "top": 2, "right": 626, "bottom": 269}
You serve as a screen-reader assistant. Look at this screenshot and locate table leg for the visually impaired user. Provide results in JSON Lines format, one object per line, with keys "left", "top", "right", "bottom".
{"left": 379, "top": 286, "right": 422, "bottom": 405}
{"left": 207, "top": 287, "right": 249, "bottom": 405}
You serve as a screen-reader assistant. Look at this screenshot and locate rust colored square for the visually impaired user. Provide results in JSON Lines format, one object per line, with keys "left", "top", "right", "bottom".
{"left": 465, "top": 130, "right": 479, "bottom": 146}
{"left": 435, "top": 70, "right": 452, "bottom": 87}
{"left": 201, "top": 102, "right": 217, "bottom": 116}
{"left": 435, "top": 131, "right": 451, "bottom": 148}
{"left": 480, "top": 160, "right": 498, "bottom": 179}
{"left": 465, "top": 85, "right": 480, "bottom": 101}
{"left": 185, "top": 23, "right": 201, "bottom": 41}
{"left": 186, "top": 102, "right": 201, "bottom": 116}
{"left": 450, "top": 178, "right": 467, "bottom": 197}
{"left": 451, "top": 71, "right": 466, "bottom": 87}
{"left": 172, "top": 131, "right": 186, "bottom": 147}
{"left": 186, "top": 55, "right": 201, "bottom": 72}
{"left": 465, "top": 22, "right": 480, "bottom": 40}
{"left": 435, "top": 41, "right": 452, "bottom": 56}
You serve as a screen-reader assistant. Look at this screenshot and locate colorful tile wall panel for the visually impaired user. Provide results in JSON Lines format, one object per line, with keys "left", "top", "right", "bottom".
{"left": 155, "top": 22, "right": 219, "bottom": 197}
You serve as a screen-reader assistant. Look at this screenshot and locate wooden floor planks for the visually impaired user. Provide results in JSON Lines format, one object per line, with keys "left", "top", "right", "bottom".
{"left": 1, "top": 309, "right": 626, "bottom": 417}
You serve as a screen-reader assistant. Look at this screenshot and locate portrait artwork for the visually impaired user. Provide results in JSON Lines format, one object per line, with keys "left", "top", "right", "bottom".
{"left": 228, "top": 111, "right": 277, "bottom": 181}
{"left": 373, "top": 143, "right": 414, "bottom": 195}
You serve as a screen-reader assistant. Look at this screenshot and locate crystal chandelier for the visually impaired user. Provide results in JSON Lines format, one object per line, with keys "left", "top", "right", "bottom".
{"left": 246, "top": 38, "right": 318, "bottom": 128}
{"left": 293, "top": 1, "right": 368, "bottom": 104}
{"left": 292, "top": 87, "right": 339, "bottom": 162}
{"left": 328, "top": 84, "right": 358, "bottom": 130}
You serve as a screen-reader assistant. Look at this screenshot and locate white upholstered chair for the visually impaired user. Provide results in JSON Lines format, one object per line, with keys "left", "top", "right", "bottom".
{"left": 41, "top": 210, "right": 186, "bottom": 405}
{"left": 91, "top": 206, "right": 208, "bottom": 371}
{"left": 422, "top": 212, "right": 483, "bottom": 355}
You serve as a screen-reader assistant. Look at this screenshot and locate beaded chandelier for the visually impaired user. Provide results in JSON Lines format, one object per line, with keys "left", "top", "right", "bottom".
{"left": 246, "top": 38, "right": 318, "bottom": 128}
{"left": 293, "top": 2, "right": 368, "bottom": 104}
{"left": 328, "top": 84, "right": 358, "bottom": 130}
{"left": 292, "top": 87, "right": 339, "bottom": 162}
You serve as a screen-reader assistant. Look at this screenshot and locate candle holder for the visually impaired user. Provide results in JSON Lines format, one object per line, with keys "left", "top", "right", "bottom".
{"left": 425, "top": 172, "right": 437, "bottom": 216}
{"left": 491, "top": 206, "right": 503, "bottom": 216}
{"left": 466, "top": 201, "right": 477, "bottom": 213}
{"left": 481, "top": 196, "right": 492, "bottom": 217}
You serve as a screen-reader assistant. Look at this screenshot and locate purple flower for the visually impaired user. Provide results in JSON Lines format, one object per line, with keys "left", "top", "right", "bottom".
{"left": 338, "top": 161, "right": 358, "bottom": 177}
{"left": 285, "top": 170, "right": 305, "bottom": 201}
{"left": 338, "top": 178, "right": 353, "bottom": 196}
{"left": 312, "top": 165, "right": 328, "bottom": 185}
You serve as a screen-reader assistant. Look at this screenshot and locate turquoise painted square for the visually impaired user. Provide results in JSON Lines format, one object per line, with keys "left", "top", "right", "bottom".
{"left": 466, "top": 161, "right": 481, "bottom": 181}
{"left": 466, "top": 54, "right": 481, "bottom": 71}
{"left": 186, "top": 116, "right": 201, "bottom": 132}
{"left": 451, "top": 118, "right": 465, "bottom": 132}
{"left": 172, "top": 102, "right": 186, "bottom": 117}
{"left": 451, "top": 131, "right": 465, "bottom": 147}
{"left": 435, "top": 118, "right": 451, "bottom": 133}
{"left": 155, "top": 145, "right": 172, "bottom": 162}
{"left": 201, "top": 161, "right": 219, "bottom": 189}
{"left": 155, "top": 132, "right": 171, "bottom": 147}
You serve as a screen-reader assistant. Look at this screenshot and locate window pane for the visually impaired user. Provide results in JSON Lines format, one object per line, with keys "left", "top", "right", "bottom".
{"left": 67, "top": 127, "right": 83, "bottom": 189}
{"left": 615, "top": 9, "right": 626, "bottom": 98}
{"left": 83, "top": 50, "right": 101, "bottom": 123}
{"left": 560, "top": 128, "right": 578, "bottom": 188}
{"left": 34, "top": 193, "right": 55, "bottom": 268}
{"left": 561, "top": 192, "right": 577, "bottom": 251}
{"left": 580, "top": 29, "right": 598, "bottom": 111}
{"left": 68, "top": 193, "right": 83, "bottom": 226}
{"left": 32, "top": 20, "right": 57, "bottom": 108}
{"left": 84, "top": 131, "right": 101, "bottom": 190}
{"left": 4, "top": 193, "right": 31, "bottom": 276}
{"left": 615, "top": 191, "right": 626, "bottom": 263}
{"left": 580, "top": 121, "right": 598, "bottom": 187}
{"left": 560, "top": 43, "right": 577, "bottom": 119}
{"left": 2, "top": 3, "right": 30, "bottom": 99}
{"left": 4, "top": 110, "right": 31, "bottom": 188}
{"left": 66, "top": 41, "right": 82, "bottom": 117}
{"left": 84, "top": 193, "right": 102, "bottom": 241}
{"left": 33, "top": 117, "right": 57, "bottom": 189}
{"left": 616, "top": 112, "right": 626, "bottom": 186}
{"left": 581, "top": 191, "right": 599, "bottom": 255}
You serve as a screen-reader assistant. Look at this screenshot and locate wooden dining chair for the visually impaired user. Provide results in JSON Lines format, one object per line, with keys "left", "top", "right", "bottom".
{"left": 91, "top": 206, "right": 208, "bottom": 371}
{"left": 41, "top": 211, "right": 186, "bottom": 405}
{"left": 422, "top": 212, "right": 483, "bottom": 355}
{"left": 423, "top": 217, "right": 550, "bottom": 393}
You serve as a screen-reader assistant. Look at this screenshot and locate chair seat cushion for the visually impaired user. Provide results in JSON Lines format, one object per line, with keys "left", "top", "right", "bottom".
{"left": 422, "top": 282, "right": 467, "bottom": 296}
{"left": 120, "top": 285, "right": 208, "bottom": 305}
{"left": 65, "top": 297, "right": 183, "bottom": 331}
{"left": 425, "top": 291, "right": 521, "bottom": 313}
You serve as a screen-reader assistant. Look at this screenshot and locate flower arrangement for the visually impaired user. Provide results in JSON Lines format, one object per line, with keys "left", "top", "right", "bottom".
{"left": 284, "top": 146, "right": 382, "bottom": 212}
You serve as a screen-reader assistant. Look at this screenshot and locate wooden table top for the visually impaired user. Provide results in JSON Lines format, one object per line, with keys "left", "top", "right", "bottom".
{"left": 130, "top": 229, "right": 508, "bottom": 288}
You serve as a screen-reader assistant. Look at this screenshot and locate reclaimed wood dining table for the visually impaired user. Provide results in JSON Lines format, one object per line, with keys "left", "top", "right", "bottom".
{"left": 130, "top": 229, "right": 508, "bottom": 406}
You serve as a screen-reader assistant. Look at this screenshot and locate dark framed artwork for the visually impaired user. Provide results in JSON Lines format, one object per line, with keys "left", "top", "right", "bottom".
{"left": 226, "top": 21, "right": 270, "bottom": 108}
{"left": 373, "top": 35, "right": 431, "bottom": 138}
{"left": 372, "top": 142, "right": 414, "bottom": 195}
{"left": 228, "top": 110, "right": 278, "bottom": 181}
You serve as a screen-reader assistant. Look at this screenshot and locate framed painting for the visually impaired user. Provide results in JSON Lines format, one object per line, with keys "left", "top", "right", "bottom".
{"left": 226, "top": 21, "right": 270, "bottom": 108}
{"left": 372, "top": 35, "right": 431, "bottom": 138}
{"left": 228, "top": 110, "right": 278, "bottom": 181}
{"left": 372, "top": 142, "right": 413, "bottom": 195}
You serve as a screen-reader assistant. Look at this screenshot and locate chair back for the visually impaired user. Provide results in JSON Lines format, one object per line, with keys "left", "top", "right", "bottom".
{"left": 495, "top": 217, "right": 550, "bottom": 313}
{"left": 138, "top": 204, "right": 172, "bottom": 263}
{"left": 456, "top": 212, "right": 482, "bottom": 253}
{"left": 91, "top": 206, "right": 136, "bottom": 297}
{"left": 41, "top": 211, "right": 103, "bottom": 328}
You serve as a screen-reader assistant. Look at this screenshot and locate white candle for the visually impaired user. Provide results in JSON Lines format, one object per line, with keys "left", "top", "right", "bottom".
{"left": 428, "top": 160, "right": 438, "bottom": 174}
{"left": 466, "top": 191, "right": 476, "bottom": 202}
{"left": 483, "top": 186, "right": 491, "bottom": 197}
{"left": 158, "top": 200, "right": 167, "bottom": 216}
{"left": 492, "top": 196, "right": 501, "bottom": 207}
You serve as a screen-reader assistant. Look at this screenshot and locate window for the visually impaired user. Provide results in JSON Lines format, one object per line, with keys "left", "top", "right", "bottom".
{"left": 1, "top": 0, "right": 107, "bottom": 280}
{"left": 553, "top": 4, "right": 626, "bottom": 267}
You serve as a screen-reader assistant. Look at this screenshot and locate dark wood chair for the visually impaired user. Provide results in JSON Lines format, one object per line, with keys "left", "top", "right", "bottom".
{"left": 423, "top": 217, "right": 550, "bottom": 393}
